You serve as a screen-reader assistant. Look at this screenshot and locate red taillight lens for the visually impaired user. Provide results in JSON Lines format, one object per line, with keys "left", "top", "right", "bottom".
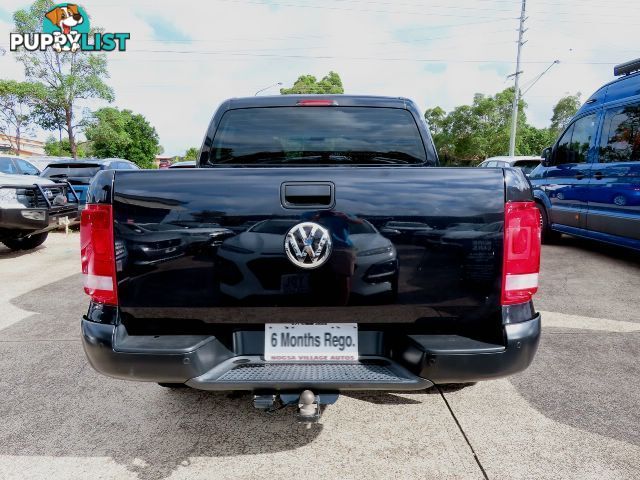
{"left": 502, "top": 201, "right": 541, "bottom": 306}
{"left": 80, "top": 204, "right": 118, "bottom": 305}
{"left": 296, "top": 99, "right": 337, "bottom": 106}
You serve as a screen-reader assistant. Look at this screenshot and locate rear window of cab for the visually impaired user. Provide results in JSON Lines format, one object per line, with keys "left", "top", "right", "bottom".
{"left": 208, "top": 106, "right": 428, "bottom": 166}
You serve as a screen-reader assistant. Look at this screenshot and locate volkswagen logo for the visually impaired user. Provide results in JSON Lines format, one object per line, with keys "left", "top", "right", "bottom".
{"left": 284, "top": 222, "right": 332, "bottom": 269}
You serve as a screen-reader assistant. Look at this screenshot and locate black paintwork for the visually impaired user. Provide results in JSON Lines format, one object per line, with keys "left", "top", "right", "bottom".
{"left": 81, "top": 314, "right": 539, "bottom": 387}
{"left": 109, "top": 166, "right": 515, "bottom": 334}
{"left": 82, "top": 96, "right": 540, "bottom": 389}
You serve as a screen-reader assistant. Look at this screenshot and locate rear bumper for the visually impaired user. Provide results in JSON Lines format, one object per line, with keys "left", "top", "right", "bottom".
{"left": 81, "top": 313, "right": 540, "bottom": 390}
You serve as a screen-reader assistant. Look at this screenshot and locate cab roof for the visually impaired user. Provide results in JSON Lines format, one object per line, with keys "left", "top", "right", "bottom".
{"left": 225, "top": 94, "right": 414, "bottom": 110}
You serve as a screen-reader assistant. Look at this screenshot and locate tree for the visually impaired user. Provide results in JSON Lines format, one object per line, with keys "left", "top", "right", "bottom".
{"left": 424, "top": 106, "right": 446, "bottom": 135}
{"left": 519, "top": 125, "right": 557, "bottom": 156}
{"left": 44, "top": 136, "right": 88, "bottom": 157}
{"left": 280, "top": 71, "right": 344, "bottom": 94}
{"left": 423, "top": 88, "right": 564, "bottom": 165}
{"left": 0, "top": 80, "right": 45, "bottom": 153}
{"left": 13, "top": 0, "right": 114, "bottom": 158}
{"left": 550, "top": 93, "right": 581, "bottom": 133}
{"left": 183, "top": 147, "right": 198, "bottom": 161}
{"left": 425, "top": 88, "right": 527, "bottom": 165}
{"left": 31, "top": 93, "right": 67, "bottom": 142}
{"left": 84, "top": 108, "right": 161, "bottom": 168}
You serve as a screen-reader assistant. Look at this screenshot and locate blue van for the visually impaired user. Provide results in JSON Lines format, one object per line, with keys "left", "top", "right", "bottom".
{"left": 530, "top": 58, "right": 640, "bottom": 251}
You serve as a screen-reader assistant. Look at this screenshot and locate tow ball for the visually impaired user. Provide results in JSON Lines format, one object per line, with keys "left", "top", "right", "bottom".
{"left": 253, "top": 390, "right": 339, "bottom": 422}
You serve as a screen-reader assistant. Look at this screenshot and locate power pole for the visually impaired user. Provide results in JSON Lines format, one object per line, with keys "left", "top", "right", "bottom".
{"left": 508, "top": 0, "right": 527, "bottom": 157}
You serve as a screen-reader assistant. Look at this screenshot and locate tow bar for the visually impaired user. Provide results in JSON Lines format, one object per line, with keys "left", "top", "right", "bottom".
{"left": 253, "top": 390, "right": 339, "bottom": 422}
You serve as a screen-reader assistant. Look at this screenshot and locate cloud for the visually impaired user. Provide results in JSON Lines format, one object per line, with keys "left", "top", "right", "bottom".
{"left": 0, "top": 7, "right": 13, "bottom": 24}
{"left": 142, "top": 14, "right": 191, "bottom": 43}
{"left": 0, "top": 0, "right": 637, "bottom": 155}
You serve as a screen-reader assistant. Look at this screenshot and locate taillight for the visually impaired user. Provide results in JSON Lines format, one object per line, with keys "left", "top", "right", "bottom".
{"left": 501, "top": 201, "right": 541, "bottom": 305}
{"left": 296, "top": 99, "right": 337, "bottom": 106}
{"left": 80, "top": 204, "right": 118, "bottom": 305}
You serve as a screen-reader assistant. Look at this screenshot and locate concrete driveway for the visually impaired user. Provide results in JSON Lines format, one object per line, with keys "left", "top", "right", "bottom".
{"left": 0, "top": 233, "right": 638, "bottom": 479}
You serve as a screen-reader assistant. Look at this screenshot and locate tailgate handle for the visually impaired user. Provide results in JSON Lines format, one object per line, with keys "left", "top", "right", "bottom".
{"left": 281, "top": 182, "right": 335, "bottom": 209}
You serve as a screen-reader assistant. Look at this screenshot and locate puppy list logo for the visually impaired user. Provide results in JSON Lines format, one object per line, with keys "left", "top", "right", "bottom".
{"left": 9, "top": 3, "right": 130, "bottom": 53}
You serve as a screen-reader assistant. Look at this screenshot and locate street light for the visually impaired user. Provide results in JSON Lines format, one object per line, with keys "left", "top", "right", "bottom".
{"left": 255, "top": 82, "right": 282, "bottom": 96}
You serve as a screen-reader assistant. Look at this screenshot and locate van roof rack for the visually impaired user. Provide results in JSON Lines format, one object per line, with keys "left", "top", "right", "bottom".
{"left": 614, "top": 58, "right": 640, "bottom": 76}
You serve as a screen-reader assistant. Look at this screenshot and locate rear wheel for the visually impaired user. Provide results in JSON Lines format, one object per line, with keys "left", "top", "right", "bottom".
{"left": 536, "top": 203, "right": 560, "bottom": 244}
{"left": 1, "top": 232, "right": 49, "bottom": 251}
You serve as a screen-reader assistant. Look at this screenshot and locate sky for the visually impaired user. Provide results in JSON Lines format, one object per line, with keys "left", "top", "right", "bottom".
{"left": 0, "top": 0, "right": 638, "bottom": 156}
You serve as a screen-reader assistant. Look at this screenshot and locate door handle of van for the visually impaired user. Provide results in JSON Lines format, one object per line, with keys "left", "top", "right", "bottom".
{"left": 593, "top": 172, "right": 604, "bottom": 180}
{"left": 574, "top": 173, "right": 585, "bottom": 180}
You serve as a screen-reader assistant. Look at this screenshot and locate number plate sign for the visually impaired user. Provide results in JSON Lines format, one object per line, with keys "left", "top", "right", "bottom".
{"left": 265, "top": 323, "right": 358, "bottom": 362}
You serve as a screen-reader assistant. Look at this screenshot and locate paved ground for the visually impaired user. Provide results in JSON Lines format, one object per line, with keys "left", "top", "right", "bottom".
{"left": 0, "top": 232, "right": 638, "bottom": 479}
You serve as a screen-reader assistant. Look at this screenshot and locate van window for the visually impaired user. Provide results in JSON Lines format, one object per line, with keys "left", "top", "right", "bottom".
{"left": 555, "top": 113, "right": 597, "bottom": 164}
{"left": 599, "top": 103, "right": 640, "bottom": 163}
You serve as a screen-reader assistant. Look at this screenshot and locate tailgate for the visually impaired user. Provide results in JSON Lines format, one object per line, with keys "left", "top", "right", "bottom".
{"left": 112, "top": 167, "right": 505, "bottom": 330}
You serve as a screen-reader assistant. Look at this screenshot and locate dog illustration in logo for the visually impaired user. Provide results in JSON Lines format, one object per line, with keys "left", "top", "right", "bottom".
{"left": 45, "top": 4, "right": 84, "bottom": 52}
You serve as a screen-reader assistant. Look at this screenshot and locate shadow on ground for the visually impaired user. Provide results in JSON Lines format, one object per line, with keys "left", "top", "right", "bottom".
{"left": 343, "top": 383, "right": 474, "bottom": 405}
{"left": 0, "top": 274, "right": 324, "bottom": 479}
{"left": 0, "top": 243, "right": 46, "bottom": 259}
{"left": 554, "top": 235, "right": 640, "bottom": 264}
{"left": 0, "top": 337, "right": 324, "bottom": 480}
{"left": 2, "top": 260, "right": 638, "bottom": 480}
{"left": 510, "top": 331, "right": 640, "bottom": 447}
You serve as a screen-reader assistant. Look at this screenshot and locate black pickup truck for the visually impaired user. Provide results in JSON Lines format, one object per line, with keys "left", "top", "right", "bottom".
{"left": 81, "top": 95, "right": 541, "bottom": 418}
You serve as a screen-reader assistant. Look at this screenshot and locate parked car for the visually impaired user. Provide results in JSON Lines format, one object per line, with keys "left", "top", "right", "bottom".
{"left": 41, "top": 158, "right": 139, "bottom": 205}
{"left": 0, "top": 155, "right": 42, "bottom": 176}
{"left": 168, "top": 160, "right": 196, "bottom": 168}
{"left": 530, "top": 58, "right": 640, "bottom": 250}
{"left": 158, "top": 158, "right": 172, "bottom": 169}
{"left": 80, "top": 95, "right": 541, "bottom": 420}
{"left": 478, "top": 156, "right": 542, "bottom": 176}
{"left": 27, "top": 156, "right": 72, "bottom": 172}
{"left": 0, "top": 172, "right": 79, "bottom": 250}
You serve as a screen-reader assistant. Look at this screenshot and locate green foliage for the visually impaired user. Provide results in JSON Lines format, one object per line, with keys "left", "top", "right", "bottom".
{"left": 426, "top": 88, "right": 521, "bottom": 165}
{"left": 44, "top": 137, "right": 88, "bottom": 157}
{"left": 519, "top": 125, "right": 557, "bottom": 157}
{"left": 280, "top": 71, "right": 344, "bottom": 94}
{"left": 84, "top": 108, "right": 161, "bottom": 168}
{"left": 425, "top": 88, "right": 560, "bottom": 165}
{"left": 0, "top": 79, "right": 46, "bottom": 152}
{"left": 13, "top": 0, "right": 114, "bottom": 158}
{"left": 424, "top": 106, "right": 446, "bottom": 135}
{"left": 183, "top": 147, "right": 199, "bottom": 161}
{"left": 550, "top": 93, "right": 581, "bottom": 133}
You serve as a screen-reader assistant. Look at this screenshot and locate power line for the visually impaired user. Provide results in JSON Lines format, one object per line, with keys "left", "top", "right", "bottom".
{"left": 106, "top": 49, "right": 619, "bottom": 65}
{"left": 216, "top": 0, "right": 640, "bottom": 21}
{"left": 522, "top": 60, "right": 560, "bottom": 95}
{"left": 119, "top": 28, "right": 517, "bottom": 55}
{"left": 315, "top": 0, "right": 640, "bottom": 17}
{"left": 215, "top": 0, "right": 519, "bottom": 20}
